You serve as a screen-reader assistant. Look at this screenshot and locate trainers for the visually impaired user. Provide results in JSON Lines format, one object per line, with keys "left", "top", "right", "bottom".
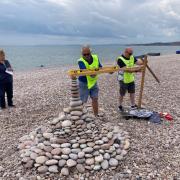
{"left": 118, "top": 105, "right": 124, "bottom": 112}
{"left": 131, "top": 104, "right": 138, "bottom": 110}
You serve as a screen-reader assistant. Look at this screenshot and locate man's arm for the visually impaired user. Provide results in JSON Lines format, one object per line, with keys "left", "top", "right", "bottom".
{"left": 135, "top": 57, "right": 143, "bottom": 65}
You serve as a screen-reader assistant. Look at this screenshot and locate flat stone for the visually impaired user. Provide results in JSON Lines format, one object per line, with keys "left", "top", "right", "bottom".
{"left": 51, "top": 148, "right": 61, "bottom": 155}
{"left": 71, "top": 111, "right": 83, "bottom": 116}
{"left": 95, "top": 154, "right": 104, "bottom": 163}
{"left": 109, "top": 158, "right": 118, "bottom": 167}
{"left": 71, "top": 148, "right": 81, "bottom": 154}
{"left": 101, "top": 144, "right": 110, "bottom": 150}
{"left": 30, "top": 152, "right": 38, "bottom": 160}
{"left": 62, "top": 148, "right": 71, "bottom": 155}
{"left": 70, "top": 105, "right": 83, "bottom": 111}
{"left": 85, "top": 154, "right": 93, "bottom": 158}
{"left": 95, "top": 140, "right": 104, "bottom": 145}
{"left": 66, "top": 159, "right": 77, "bottom": 167}
{"left": 82, "top": 147, "right": 93, "bottom": 153}
{"left": 107, "top": 132, "right": 113, "bottom": 139}
{"left": 63, "top": 107, "right": 70, "bottom": 113}
{"left": 72, "top": 143, "right": 79, "bottom": 148}
{"left": 58, "top": 159, "right": 66, "bottom": 167}
{"left": 61, "top": 143, "right": 71, "bottom": 148}
{"left": 35, "top": 156, "right": 48, "bottom": 164}
{"left": 43, "top": 146, "right": 53, "bottom": 153}
{"left": 45, "top": 152, "right": 52, "bottom": 159}
{"left": 62, "top": 120, "right": 72, "bottom": 127}
{"left": 51, "top": 117, "right": 61, "bottom": 125}
{"left": 77, "top": 164, "right": 85, "bottom": 173}
{"left": 61, "top": 155, "right": 69, "bottom": 160}
{"left": 76, "top": 120, "right": 84, "bottom": 125}
{"left": 51, "top": 144, "right": 61, "bottom": 148}
{"left": 53, "top": 155, "right": 61, "bottom": 160}
{"left": 43, "top": 133, "right": 53, "bottom": 139}
{"left": 87, "top": 142, "right": 95, "bottom": 147}
{"left": 102, "top": 137, "right": 109, "bottom": 143}
{"left": 101, "top": 160, "right": 109, "bottom": 170}
{"left": 48, "top": 165, "right": 58, "bottom": 173}
{"left": 45, "top": 159, "right": 58, "bottom": 166}
{"left": 61, "top": 168, "right": 69, "bottom": 176}
{"left": 115, "top": 155, "right": 123, "bottom": 161}
{"left": 121, "top": 150, "right": 127, "bottom": 156}
{"left": 37, "top": 166, "right": 48, "bottom": 173}
{"left": 85, "top": 158, "right": 94, "bottom": 165}
{"left": 70, "top": 101, "right": 82, "bottom": 107}
{"left": 24, "top": 160, "right": 34, "bottom": 168}
{"left": 78, "top": 151, "right": 85, "bottom": 159}
{"left": 71, "top": 116, "right": 80, "bottom": 120}
{"left": 80, "top": 144, "right": 87, "bottom": 149}
{"left": 79, "top": 139, "right": 87, "bottom": 144}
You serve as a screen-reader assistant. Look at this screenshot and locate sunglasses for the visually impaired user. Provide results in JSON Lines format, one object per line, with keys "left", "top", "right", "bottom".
{"left": 127, "top": 52, "right": 132, "bottom": 56}
{"left": 83, "top": 53, "right": 90, "bottom": 56}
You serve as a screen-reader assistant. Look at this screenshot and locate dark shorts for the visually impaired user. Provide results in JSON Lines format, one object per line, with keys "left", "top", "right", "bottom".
{"left": 119, "top": 81, "right": 135, "bottom": 96}
{"left": 79, "top": 81, "right": 99, "bottom": 103}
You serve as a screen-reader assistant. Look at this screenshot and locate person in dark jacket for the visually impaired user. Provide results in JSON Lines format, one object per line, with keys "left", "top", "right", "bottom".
{"left": 0, "top": 49, "right": 14, "bottom": 109}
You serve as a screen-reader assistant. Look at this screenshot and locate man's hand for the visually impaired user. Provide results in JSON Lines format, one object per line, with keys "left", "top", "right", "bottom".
{"left": 70, "top": 75, "right": 77, "bottom": 80}
{"left": 90, "top": 75, "right": 96, "bottom": 78}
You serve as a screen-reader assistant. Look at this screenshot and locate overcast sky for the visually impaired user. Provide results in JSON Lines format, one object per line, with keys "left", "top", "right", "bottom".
{"left": 0, "top": 0, "right": 180, "bottom": 45}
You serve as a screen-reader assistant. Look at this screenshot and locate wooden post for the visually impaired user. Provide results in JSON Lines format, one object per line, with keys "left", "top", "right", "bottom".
{"left": 138, "top": 55, "right": 148, "bottom": 109}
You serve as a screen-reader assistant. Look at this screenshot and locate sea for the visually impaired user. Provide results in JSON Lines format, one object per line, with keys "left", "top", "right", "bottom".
{"left": 1, "top": 45, "right": 179, "bottom": 71}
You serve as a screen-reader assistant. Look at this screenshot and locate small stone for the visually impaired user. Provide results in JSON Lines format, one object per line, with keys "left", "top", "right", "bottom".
{"left": 24, "top": 160, "right": 34, "bottom": 168}
{"left": 77, "top": 158, "right": 86, "bottom": 164}
{"left": 85, "top": 158, "right": 94, "bottom": 165}
{"left": 80, "top": 144, "right": 87, "bottom": 149}
{"left": 30, "top": 152, "right": 38, "bottom": 160}
{"left": 95, "top": 140, "right": 104, "bottom": 145}
{"left": 87, "top": 142, "right": 95, "bottom": 147}
{"left": 43, "top": 146, "right": 53, "bottom": 152}
{"left": 78, "top": 151, "right": 85, "bottom": 158}
{"left": 115, "top": 155, "right": 123, "bottom": 161}
{"left": 51, "top": 117, "right": 61, "bottom": 125}
{"left": 76, "top": 120, "right": 84, "bottom": 125}
{"left": 79, "top": 139, "right": 87, "bottom": 144}
{"left": 62, "top": 148, "right": 71, "bottom": 155}
{"left": 59, "top": 112, "right": 66, "bottom": 120}
{"left": 35, "top": 156, "right": 48, "bottom": 164}
{"left": 51, "top": 144, "right": 61, "bottom": 148}
{"left": 93, "top": 165, "right": 101, "bottom": 171}
{"left": 101, "top": 144, "right": 110, "bottom": 150}
{"left": 107, "top": 132, "right": 113, "bottom": 139}
{"left": 58, "top": 159, "right": 66, "bottom": 167}
{"left": 51, "top": 148, "right": 61, "bottom": 155}
{"left": 124, "top": 139, "right": 130, "bottom": 150}
{"left": 37, "top": 166, "right": 48, "bottom": 173}
{"left": 62, "top": 120, "right": 72, "bottom": 127}
{"left": 61, "top": 155, "right": 69, "bottom": 160}
{"left": 61, "top": 168, "right": 69, "bottom": 176}
{"left": 82, "top": 147, "right": 93, "bottom": 153}
{"left": 66, "top": 159, "right": 77, "bottom": 167}
{"left": 43, "top": 133, "right": 53, "bottom": 139}
{"left": 71, "top": 148, "right": 81, "bottom": 154}
{"left": 45, "top": 159, "right": 58, "bottom": 166}
{"left": 48, "top": 165, "right": 58, "bottom": 173}
{"left": 63, "top": 107, "right": 70, "bottom": 113}
{"left": 76, "top": 164, "right": 85, "bottom": 173}
{"left": 109, "top": 158, "right": 118, "bottom": 167}
{"left": 71, "top": 116, "right": 80, "bottom": 120}
{"left": 61, "top": 143, "right": 71, "bottom": 148}
{"left": 102, "top": 137, "right": 109, "bottom": 143}
{"left": 121, "top": 150, "right": 127, "bottom": 156}
{"left": 72, "top": 143, "right": 79, "bottom": 148}
{"left": 0, "top": 166, "right": 4, "bottom": 172}
{"left": 95, "top": 154, "right": 104, "bottom": 163}
{"left": 101, "top": 160, "right": 109, "bottom": 170}
{"left": 69, "top": 153, "right": 78, "bottom": 160}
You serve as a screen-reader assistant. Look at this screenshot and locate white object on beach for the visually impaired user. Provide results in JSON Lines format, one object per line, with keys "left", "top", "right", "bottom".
{"left": 5, "top": 70, "right": 13, "bottom": 75}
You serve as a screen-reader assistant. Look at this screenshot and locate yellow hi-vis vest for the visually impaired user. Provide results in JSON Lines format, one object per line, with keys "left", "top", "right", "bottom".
{"left": 118, "top": 55, "right": 135, "bottom": 83}
{"left": 78, "top": 54, "right": 99, "bottom": 89}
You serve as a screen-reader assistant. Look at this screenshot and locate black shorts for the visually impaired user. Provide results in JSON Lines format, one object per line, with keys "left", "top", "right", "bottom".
{"left": 119, "top": 81, "right": 135, "bottom": 96}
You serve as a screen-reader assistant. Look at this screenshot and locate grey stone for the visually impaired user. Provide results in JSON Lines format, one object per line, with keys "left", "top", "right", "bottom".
{"left": 62, "top": 148, "right": 71, "bottom": 155}
{"left": 76, "top": 164, "right": 85, "bottom": 173}
{"left": 82, "top": 147, "right": 93, "bottom": 153}
{"left": 101, "top": 160, "right": 109, "bottom": 170}
{"left": 95, "top": 154, "right": 104, "bottom": 163}
{"left": 35, "top": 156, "right": 48, "bottom": 164}
{"left": 51, "top": 148, "right": 61, "bottom": 155}
{"left": 71, "top": 111, "right": 83, "bottom": 116}
{"left": 93, "top": 165, "right": 101, "bottom": 171}
{"left": 45, "top": 159, "right": 58, "bottom": 166}
{"left": 78, "top": 151, "right": 85, "bottom": 159}
{"left": 58, "top": 159, "right": 66, "bottom": 167}
{"left": 85, "top": 158, "right": 94, "bottom": 165}
{"left": 70, "top": 101, "right": 82, "bottom": 107}
{"left": 62, "top": 120, "right": 72, "bottom": 127}
{"left": 48, "top": 165, "right": 58, "bottom": 173}
{"left": 69, "top": 153, "right": 78, "bottom": 160}
{"left": 37, "top": 166, "right": 48, "bottom": 173}
{"left": 109, "top": 158, "right": 118, "bottom": 167}
{"left": 43, "top": 133, "right": 53, "bottom": 139}
{"left": 66, "top": 159, "right": 77, "bottom": 167}
{"left": 61, "top": 168, "right": 69, "bottom": 176}
{"left": 61, "top": 143, "right": 71, "bottom": 148}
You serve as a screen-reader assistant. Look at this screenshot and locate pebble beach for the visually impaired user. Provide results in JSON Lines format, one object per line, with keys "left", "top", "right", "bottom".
{"left": 0, "top": 54, "right": 180, "bottom": 180}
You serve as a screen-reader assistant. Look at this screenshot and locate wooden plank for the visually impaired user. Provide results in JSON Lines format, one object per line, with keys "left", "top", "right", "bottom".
{"left": 138, "top": 55, "right": 148, "bottom": 108}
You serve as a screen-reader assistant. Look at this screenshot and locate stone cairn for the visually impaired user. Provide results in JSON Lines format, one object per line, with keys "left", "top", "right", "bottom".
{"left": 18, "top": 79, "right": 130, "bottom": 177}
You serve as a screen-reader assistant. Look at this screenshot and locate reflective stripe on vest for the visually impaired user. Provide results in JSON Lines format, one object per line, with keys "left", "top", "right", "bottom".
{"left": 78, "top": 54, "right": 99, "bottom": 89}
{"left": 118, "top": 55, "right": 135, "bottom": 83}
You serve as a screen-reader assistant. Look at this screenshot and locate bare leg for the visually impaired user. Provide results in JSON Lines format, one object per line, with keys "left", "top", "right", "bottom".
{"left": 92, "top": 98, "right": 98, "bottom": 116}
{"left": 130, "top": 93, "right": 135, "bottom": 106}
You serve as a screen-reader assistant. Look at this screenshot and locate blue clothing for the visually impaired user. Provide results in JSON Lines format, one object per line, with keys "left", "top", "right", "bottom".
{"left": 79, "top": 81, "right": 99, "bottom": 103}
{"left": 78, "top": 56, "right": 102, "bottom": 83}
{"left": 0, "top": 60, "right": 13, "bottom": 83}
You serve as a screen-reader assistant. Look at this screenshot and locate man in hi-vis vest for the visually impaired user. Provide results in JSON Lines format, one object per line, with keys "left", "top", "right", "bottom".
{"left": 117, "top": 48, "right": 143, "bottom": 111}
{"left": 78, "top": 45, "right": 102, "bottom": 116}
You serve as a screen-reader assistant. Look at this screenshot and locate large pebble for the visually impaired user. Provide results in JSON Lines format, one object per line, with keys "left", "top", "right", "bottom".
{"left": 35, "top": 156, "right": 48, "bottom": 164}
{"left": 51, "top": 148, "right": 61, "bottom": 155}
{"left": 43, "top": 133, "right": 53, "bottom": 139}
{"left": 109, "top": 158, "right": 118, "bottom": 167}
{"left": 101, "top": 160, "right": 109, "bottom": 170}
{"left": 78, "top": 151, "right": 85, "bottom": 158}
{"left": 62, "top": 148, "right": 71, "bottom": 155}
{"left": 82, "top": 147, "right": 93, "bottom": 153}
{"left": 85, "top": 158, "right": 94, "bottom": 165}
{"left": 70, "top": 101, "right": 82, "bottom": 107}
{"left": 45, "top": 159, "right": 58, "bottom": 165}
{"left": 69, "top": 153, "right": 78, "bottom": 160}
{"left": 71, "top": 111, "right": 83, "bottom": 116}
{"left": 95, "top": 154, "right": 104, "bottom": 163}
{"left": 37, "top": 166, "right": 48, "bottom": 173}
{"left": 61, "top": 143, "right": 71, "bottom": 148}
{"left": 61, "top": 168, "right": 69, "bottom": 176}
{"left": 58, "top": 159, "right": 66, "bottom": 167}
{"left": 48, "top": 165, "right": 58, "bottom": 173}
{"left": 76, "top": 164, "right": 85, "bottom": 173}
{"left": 66, "top": 159, "right": 77, "bottom": 167}
{"left": 62, "top": 120, "right": 72, "bottom": 127}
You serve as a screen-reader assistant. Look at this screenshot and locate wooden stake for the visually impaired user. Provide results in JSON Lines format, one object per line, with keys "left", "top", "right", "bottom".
{"left": 138, "top": 55, "right": 148, "bottom": 109}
